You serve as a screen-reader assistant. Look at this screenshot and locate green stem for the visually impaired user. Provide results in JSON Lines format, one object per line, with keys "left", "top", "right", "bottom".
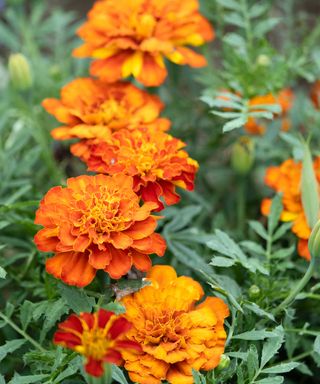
{"left": 280, "top": 350, "right": 313, "bottom": 365}
{"left": 273, "top": 253, "right": 318, "bottom": 315}
{"left": 0, "top": 312, "right": 45, "bottom": 352}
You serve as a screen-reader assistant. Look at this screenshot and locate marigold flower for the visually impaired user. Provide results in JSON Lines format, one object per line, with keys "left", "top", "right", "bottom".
{"left": 120, "top": 265, "right": 229, "bottom": 384}
{"left": 261, "top": 158, "right": 320, "bottom": 260}
{"left": 71, "top": 128, "right": 199, "bottom": 211}
{"left": 73, "top": 0, "right": 214, "bottom": 86}
{"left": 42, "top": 78, "right": 170, "bottom": 141}
{"left": 311, "top": 80, "right": 320, "bottom": 109}
{"left": 34, "top": 174, "right": 166, "bottom": 286}
{"left": 245, "top": 88, "right": 294, "bottom": 135}
{"left": 53, "top": 309, "right": 141, "bottom": 377}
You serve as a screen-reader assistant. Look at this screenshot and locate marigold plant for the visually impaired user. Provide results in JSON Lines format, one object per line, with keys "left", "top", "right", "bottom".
{"left": 261, "top": 157, "right": 320, "bottom": 260}
{"left": 53, "top": 309, "right": 141, "bottom": 377}
{"left": 120, "top": 265, "right": 229, "bottom": 384}
{"left": 73, "top": 0, "right": 214, "bottom": 86}
{"left": 71, "top": 128, "right": 199, "bottom": 211}
{"left": 34, "top": 174, "right": 166, "bottom": 286}
{"left": 42, "top": 78, "right": 170, "bottom": 141}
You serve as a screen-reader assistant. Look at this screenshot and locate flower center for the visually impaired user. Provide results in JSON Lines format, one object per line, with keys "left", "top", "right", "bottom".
{"left": 134, "top": 141, "right": 158, "bottom": 174}
{"left": 131, "top": 13, "right": 157, "bottom": 40}
{"left": 79, "top": 328, "right": 112, "bottom": 360}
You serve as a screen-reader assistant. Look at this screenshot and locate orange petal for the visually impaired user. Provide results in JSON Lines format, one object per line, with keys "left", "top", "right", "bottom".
{"left": 104, "top": 248, "right": 132, "bottom": 279}
{"left": 147, "top": 265, "right": 177, "bottom": 287}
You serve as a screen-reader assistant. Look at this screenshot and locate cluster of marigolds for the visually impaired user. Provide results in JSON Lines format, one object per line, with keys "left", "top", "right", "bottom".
{"left": 32, "top": 1, "right": 320, "bottom": 383}
{"left": 34, "top": 1, "right": 229, "bottom": 383}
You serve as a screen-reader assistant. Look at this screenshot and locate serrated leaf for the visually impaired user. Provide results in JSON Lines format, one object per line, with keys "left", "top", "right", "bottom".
{"left": 223, "top": 116, "right": 247, "bottom": 132}
{"left": 58, "top": 284, "right": 95, "bottom": 313}
{"left": 272, "top": 246, "right": 295, "bottom": 259}
{"left": 8, "top": 374, "right": 49, "bottom": 384}
{"left": 260, "top": 326, "right": 284, "bottom": 368}
{"left": 233, "top": 329, "right": 277, "bottom": 341}
{"left": 210, "top": 256, "right": 235, "bottom": 267}
{"left": 268, "top": 195, "right": 283, "bottom": 235}
{"left": 314, "top": 335, "right": 320, "bottom": 354}
{"left": 42, "top": 299, "right": 69, "bottom": 339}
{"left": 301, "top": 143, "right": 319, "bottom": 229}
{"left": 0, "top": 339, "right": 26, "bottom": 361}
{"left": 245, "top": 302, "right": 275, "bottom": 322}
{"left": 247, "top": 345, "right": 259, "bottom": 381}
{"left": 0, "top": 266, "right": 6, "bottom": 279}
{"left": 254, "top": 377, "right": 284, "bottom": 384}
{"left": 272, "top": 222, "right": 292, "bottom": 241}
{"left": 262, "top": 362, "right": 300, "bottom": 374}
{"left": 20, "top": 300, "right": 35, "bottom": 331}
{"left": 249, "top": 221, "right": 268, "bottom": 240}
{"left": 240, "top": 241, "right": 265, "bottom": 256}
{"left": 112, "top": 365, "right": 129, "bottom": 384}
{"left": 192, "top": 369, "right": 206, "bottom": 384}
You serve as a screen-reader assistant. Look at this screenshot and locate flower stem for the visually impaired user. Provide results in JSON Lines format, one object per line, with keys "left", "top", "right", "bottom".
{"left": 0, "top": 311, "right": 45, "bottom": 352}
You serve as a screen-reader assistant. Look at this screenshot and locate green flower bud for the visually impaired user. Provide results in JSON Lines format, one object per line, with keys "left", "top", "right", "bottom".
{"left": 249, "top": 284, "right": 261, "bottom": 299}
{"left": 8, "top": 53, "right": 33, "bottom": 91}
{"left": 231, "top": 136, "right": 255, "bottom": 175}
{"left": 308, "top": 220, "right": 320, "bottom": 259}
{"left": 256, "top": 54, "right": 271, "bottom": 67}
{"left": 217, "top": 354, "right": 230, "bottom": 371}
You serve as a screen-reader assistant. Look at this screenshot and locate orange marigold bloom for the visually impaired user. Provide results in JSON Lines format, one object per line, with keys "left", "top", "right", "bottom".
{"left": 245, "top": 88, "right": 294, "bottom": 135}
{"left": 261, "top": 158, "right": 320, "bottom": 260}
{"left": 73, "top": 0, "right": 214, "bottom": 86}
{"left": 120, "top": 265, "right": 229, "bottom": 384}
{"left": 311, "top": 80, "right": 320, "bottom": 109}
{"left": 71, "top": 128, "right": 199, "bottom": 211}
{"left": 34, "top": 174, "right": 166, "bottom": 286}
{"left": 42, "top": 78, "right": 170, "bottom": 141}
{"left": 54, "top": 309, "right": 141, "bottom": 377}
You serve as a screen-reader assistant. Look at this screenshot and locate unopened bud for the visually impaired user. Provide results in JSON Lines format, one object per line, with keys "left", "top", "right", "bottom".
{"left": 256, "top": 54, "right": 271, "bottom": 67}
{"left": 8, "top": 53, "right": 33, "bottom": 90}
{"left": 249, "top": 284, "right": 261, "bottom": 299}
{"left": 217, "top": 354, "right": 230, "bottom": 371}
{"left": 308, "top": 220, "right": 320, "bottom": 259}
{"left": 231, "top": 136, "right": 255, "bottom": 175}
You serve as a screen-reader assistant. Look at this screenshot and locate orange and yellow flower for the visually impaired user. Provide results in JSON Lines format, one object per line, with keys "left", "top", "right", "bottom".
{"left": 71, "top": 129, "right": 198, "bottom": 211}
{"left": 34, "top": 174, "right": 166, "bottom": 286}
{"left": 311, "top": 80, "right": 320, "bottom": 109}
{"left": 73, "top": 0, "right": 214, "bottom": 86}
{"left": 245, "top": 88, "right": 294, "bottom": 135}
{"left": 42, "top": 78, "right": 170, "bottom": 141}
{"left": 54, "top": 309, "right": 141, "bottom": 377}
{"left": 261, "top": 158, "right": 320, "bottom": 260}
{"left": 120, "top": 265, "right": 229, "bottom": 384}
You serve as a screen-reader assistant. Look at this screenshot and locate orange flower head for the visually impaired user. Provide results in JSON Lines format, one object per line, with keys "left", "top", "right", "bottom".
{"left": 73, "top": 0, "right": 214, "bottom": 86}
{"left": 71, "top": 128, "right": 199, "bottom": 211}
{"left": 245, "top": 88, "right": 294, "bottom": 135}
{"left": 42, "top": 78, "right": 170, "bottom": 141}
{"left": 120, "top": 265, "right": 229, "bottom": 384}
{"left": 311, "top": 80, "right": 320, "bottom": 109}
{"left": 261, "top": 157, "right": 320, "bottom": 260}
{"left": 53, "top": 309, "right": 141, "bottom": 377}
{"left": 34, "top": 174, "right": 166, "bottom": 286}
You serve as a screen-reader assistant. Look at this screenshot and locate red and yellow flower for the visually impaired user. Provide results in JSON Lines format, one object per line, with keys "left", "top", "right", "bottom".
{"left": 71, "top": 128, "right": 198, "bottom": 211}
{"left": 54, "top": 309, "right": 141, "bottom": 377}
{"left": 261, "top": 158, "right": 320, "bottom": 260}
{"left": 42, "top": 78, "right": 170, "bottom": 141}
{"left": 73, "top": 0, "right": 214, "bottom": 86}
{"left": 245, "top": 88, "right": 294, "bottom": 135}
{"left": 120, "top": 265, "right": 229, "bottom": 384}
{"left": 34, "top": 174, "right": 166, "bottom": 286}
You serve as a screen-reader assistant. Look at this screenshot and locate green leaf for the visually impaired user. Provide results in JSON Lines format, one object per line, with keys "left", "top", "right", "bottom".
{"left": 0, "top": 339, "right": 26, "bottom": 362}
{"left": 0, "top": 266, "right": 6, "bottom": 279}
{"left": 104, "top": 302, "right": 126, "bottom": 315}
{"left": 58, "top": 284, "right": 95, "bottom": 313}
{"left": 314, "top": 335, "right": 320, "bottom": 354}
{"left": 262, "top": 362, "right": 300, "bottom": 374}
{"left": 216, "top": 0, "right": 241, "bottom": 10}
{"left": 0, "top": 375, "right": 5, "bottom": 384}
{"left": 112, "top": 365, "right": 129, "bottom": 384}
{"left": 301, "top": 143, "right": 319, "bottom": 229}
{"left": 260, "top": 326, "right": 284, "bottom": 368}
{"left": 233, "top": 329, "right": 277, "bottom": 341}
{"left": 244, "top": 302, "right": 275, "bottom": 322}
{"left": 240, "top": 241, "right": 265, "bottom": 256}
{"left": 272, "top": 222, "right": 292, "bottom": 241}
{"left": 249, "top": 3, "right": 269, "bottom": 18}
{"left": 254, "top": 377, "right": 284, "bottom": 384}
{"left": 223, "top": 116, "right": 247, "bottom": 133}
{"left": 20, "top": 300, "right": 35, "bottom": 331}
{"left": 192, "top": 369, "right": 206, "bottom": 384}
{"left": 164, "top": 205, "right": 202, "bottom": 233}
{"left": 272, "top": 246, "right": 295, "bottom": 259}
{"left": 268, "top": 195, "right": 283, "bottom": 235}
{"left": 8, "top": 374, "right": 49, "bottom": 384}
{"left": 247, "top": 345, "right": 259, "bottom": 381}
{"left": 254, "top": 18, "right": 281, "bottom": 37}
{"left": 249, "top": 221, "right": 268, "bottom": 240}
{"left": 210, "top": 256, "right": 235, "bottom": 267}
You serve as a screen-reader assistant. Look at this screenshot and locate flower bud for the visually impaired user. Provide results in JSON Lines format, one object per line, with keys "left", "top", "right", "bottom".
{"left": 308, "top": 220, "right": 320, "bottom": 259}
{"left": 217, "top": 354, "right": 230, "bottom": 371}
{"left": 256, "top": 54, "right": 271, "bottom": 67}
{"left": 8, "top": 53, "right": 33, "bottom": 90}
{"left": 231, "top": 136, "right": 255, "bottom": 175}
{"left": 248, "top": 284, "right": 260, "bottom": 299}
